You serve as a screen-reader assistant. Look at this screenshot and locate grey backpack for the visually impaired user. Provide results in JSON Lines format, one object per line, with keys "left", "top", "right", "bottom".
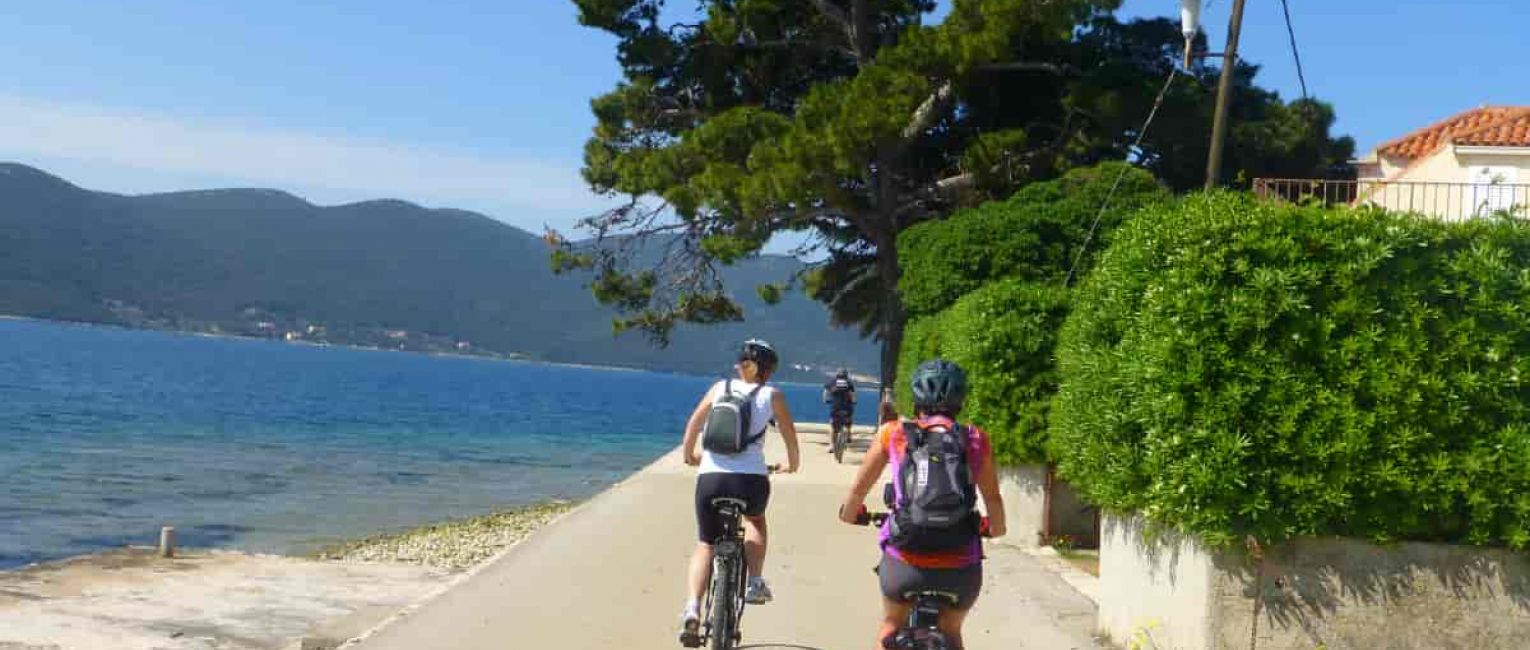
{"left": 702, "top": 380, "right": 766, "bottom": 454}
{"left": 885, "top": 422, "right": 979, "bottom": 552}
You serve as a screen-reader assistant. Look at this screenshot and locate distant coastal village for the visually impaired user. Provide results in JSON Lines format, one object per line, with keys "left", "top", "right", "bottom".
{"left": 102, "top": 298, "right": 519, "bottom": 359}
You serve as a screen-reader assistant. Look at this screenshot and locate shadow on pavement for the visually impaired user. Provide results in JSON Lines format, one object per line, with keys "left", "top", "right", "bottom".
{"left": 739, "top": 644, "right": 827, "bottom": 650}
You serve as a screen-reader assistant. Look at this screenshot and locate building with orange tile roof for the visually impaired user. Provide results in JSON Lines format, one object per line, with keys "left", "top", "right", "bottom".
{"left": 1350, "top": 106, "right": 1530, "bottom": 218}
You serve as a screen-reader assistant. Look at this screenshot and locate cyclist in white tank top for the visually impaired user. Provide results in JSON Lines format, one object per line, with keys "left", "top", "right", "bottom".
{"left": 696, "top": 378, "right": 775, "bottom": 475}
{"left": 676, "top": 340, "right": 801, "bottom": 645}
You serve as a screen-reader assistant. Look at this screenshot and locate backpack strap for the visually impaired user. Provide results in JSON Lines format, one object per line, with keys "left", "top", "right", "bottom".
{"left": 741, "top": 382, "right": 768, "bottom": 447}
{"left": 902, "top": 421, "right": 925, "bottom": 448}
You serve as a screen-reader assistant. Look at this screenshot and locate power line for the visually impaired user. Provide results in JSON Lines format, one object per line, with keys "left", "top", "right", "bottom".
{"left": 1279, "top": 0, "right": 1310, "bottom": 100}
{"left": 1064, "top": 64, "right": 1180, "bottom": 288}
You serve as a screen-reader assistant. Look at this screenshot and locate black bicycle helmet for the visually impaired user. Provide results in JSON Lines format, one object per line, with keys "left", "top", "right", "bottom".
{"left": 835, "top": 368, "right": 850, "bottom": 379}
{"left": 739, "top": 338, "right": 779, "bottom": 373}
{"left": 910, "top": 359, "right": 967, "bottom": 415}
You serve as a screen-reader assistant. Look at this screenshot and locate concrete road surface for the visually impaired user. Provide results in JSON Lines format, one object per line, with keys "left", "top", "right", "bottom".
{"left": 349, "top": 423, "right": 1105, "bottom": 650}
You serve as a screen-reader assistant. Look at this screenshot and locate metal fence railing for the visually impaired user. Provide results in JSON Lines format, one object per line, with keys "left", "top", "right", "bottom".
{"left": 1253, "top": 178, "right": 1530, "bottom": 220}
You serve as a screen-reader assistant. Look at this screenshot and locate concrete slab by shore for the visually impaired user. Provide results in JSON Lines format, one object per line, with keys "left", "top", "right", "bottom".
{"left": 347, "top": 423, "right": 1105, "bottom": 650}
{"left": 0, "top": 549, "right": 446, "bottom": 650}
{"left": 0, "top": 499, "right": 573, "bottom": 650}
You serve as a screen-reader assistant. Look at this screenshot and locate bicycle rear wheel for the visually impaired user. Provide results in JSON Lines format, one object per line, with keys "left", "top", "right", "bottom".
{"left": 832, "top": 424, "right": 846, "bottom": 463}
{"left": 708, "top": 553, "right": 739, "bottom": 650}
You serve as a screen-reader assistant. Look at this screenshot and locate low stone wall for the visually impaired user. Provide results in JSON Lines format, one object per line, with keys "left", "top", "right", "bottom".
{"left": 1099, "top": 514, "right": 1530, "bottom": 649}
{"left": 997, "top": 465, "right": 1047, "bottom": 548}
{"left": 996, "top": 465, "right": 1097, "bottom": 549}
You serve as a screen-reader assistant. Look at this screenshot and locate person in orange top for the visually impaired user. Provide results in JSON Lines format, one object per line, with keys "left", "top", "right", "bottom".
{"left": 837, "top": 360, "right": 1006, "bottom": 650}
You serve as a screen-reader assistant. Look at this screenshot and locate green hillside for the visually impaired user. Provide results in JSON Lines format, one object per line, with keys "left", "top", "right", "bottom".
{"left": 0, "top": 163, "right": 874, "bottom": 377}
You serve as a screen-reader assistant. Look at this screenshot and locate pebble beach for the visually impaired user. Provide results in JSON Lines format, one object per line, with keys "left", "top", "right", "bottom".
{"left": 311, "top": 500, "right": 577, "bottom": 570}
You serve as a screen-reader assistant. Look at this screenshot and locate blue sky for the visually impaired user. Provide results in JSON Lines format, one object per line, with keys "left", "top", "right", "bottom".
{"left": 1, "top": 1, "right": 1526, "bottom": 234}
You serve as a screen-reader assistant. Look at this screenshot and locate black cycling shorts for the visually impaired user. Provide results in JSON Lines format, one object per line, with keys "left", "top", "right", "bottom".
{"left": 694, "top": 472, "right": 771, "bottom": 543}
{"left": 876, "top": 552, "right": 983, "bottom": 611}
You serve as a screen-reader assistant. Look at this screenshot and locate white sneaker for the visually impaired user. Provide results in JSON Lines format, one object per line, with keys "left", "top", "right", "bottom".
{"left": 678, "top": 604, "right": 701, "bottom": 647}
{"left": 744, "top": 576, "right": 773, "bottom": 604}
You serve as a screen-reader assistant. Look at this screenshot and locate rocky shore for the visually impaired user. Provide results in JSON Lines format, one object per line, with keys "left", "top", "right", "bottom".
{"left": 310, "top": 500, "right": 576, "bottom": 571}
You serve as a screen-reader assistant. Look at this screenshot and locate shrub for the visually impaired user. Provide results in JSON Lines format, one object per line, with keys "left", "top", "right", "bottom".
{"left": 1053, "top": 192, "right": 1530, "bottom": 548}
{"left": 898, "top": 162, "right": 1166, "bottom": 318}
{"left": 895, "top": 279, "right": 1070, "bottom": 465}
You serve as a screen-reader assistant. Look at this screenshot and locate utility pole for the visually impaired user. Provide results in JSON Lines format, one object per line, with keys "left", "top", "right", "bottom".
{"left": 1204, "top": 0, "right": 1249, "bottom": 190}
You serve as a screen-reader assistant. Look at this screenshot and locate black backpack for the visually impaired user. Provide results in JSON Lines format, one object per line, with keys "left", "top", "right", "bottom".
{"left": 701, "top": 379, "right": 766, "bottom": 455}
{"left": 884, "top": 422, "right": 979, "bottom": 552}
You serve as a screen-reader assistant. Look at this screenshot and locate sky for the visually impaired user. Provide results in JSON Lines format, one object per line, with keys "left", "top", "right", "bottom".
{"left": 2, "top": 1, "right": 1527, "bottom": 236}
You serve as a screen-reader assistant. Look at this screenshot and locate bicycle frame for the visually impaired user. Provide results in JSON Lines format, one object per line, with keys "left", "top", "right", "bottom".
{"left": 699, "top": 498, "right": 750, "bottom": 650}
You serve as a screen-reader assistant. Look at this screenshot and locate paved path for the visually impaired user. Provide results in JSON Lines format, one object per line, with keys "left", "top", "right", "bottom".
{"left": 349, "top": 424, "right": 1105, "bottom": 650}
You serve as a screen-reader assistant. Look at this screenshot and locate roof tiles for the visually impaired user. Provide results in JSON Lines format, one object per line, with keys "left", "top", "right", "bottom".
{"left": 1376, "top": 106, "right": 1530, "bottom": 159}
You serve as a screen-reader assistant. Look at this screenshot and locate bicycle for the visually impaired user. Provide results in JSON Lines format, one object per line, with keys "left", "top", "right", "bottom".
{"left": 683, "top": 465, "right": 782, "bottom": 650}
{"left": 829, "top": 407, "right": 853, "bottom": 464}
{"left": 851, "top": 509, "right": 991, "bottom": 650}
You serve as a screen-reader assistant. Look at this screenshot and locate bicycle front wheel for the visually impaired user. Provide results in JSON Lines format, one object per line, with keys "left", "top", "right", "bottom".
{"left": 709, "top": 554, "right": 739, "bottom": 650}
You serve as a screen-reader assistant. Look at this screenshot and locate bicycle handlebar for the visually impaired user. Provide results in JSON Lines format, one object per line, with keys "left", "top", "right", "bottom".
{"left": 846, "top": 506, "right": 992, "bottom": 537}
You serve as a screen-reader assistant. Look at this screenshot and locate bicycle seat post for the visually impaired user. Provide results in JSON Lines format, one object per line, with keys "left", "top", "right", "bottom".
{"left": 911, "top": 595, "right": 944, "bottom": 629}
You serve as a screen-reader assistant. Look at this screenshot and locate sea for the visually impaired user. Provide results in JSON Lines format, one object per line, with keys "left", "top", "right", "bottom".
{"left": 0, "top": 318, "right": 841, "bottom": 570}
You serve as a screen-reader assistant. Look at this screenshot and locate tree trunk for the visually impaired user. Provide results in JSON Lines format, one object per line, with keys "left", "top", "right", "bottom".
{"left": 874, "top": 229, "right": 905, "bottom": 392}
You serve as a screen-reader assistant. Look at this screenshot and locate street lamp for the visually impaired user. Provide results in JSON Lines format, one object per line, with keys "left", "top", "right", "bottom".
{"left": 1179, "top": 0, "right": 1200, "bottom": 67}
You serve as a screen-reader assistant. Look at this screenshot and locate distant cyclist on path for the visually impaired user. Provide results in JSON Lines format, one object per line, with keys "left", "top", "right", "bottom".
{"left": 837, "top": 359, "right": 1006, "bottom": 650}
{"left": 823, "top": 368, "right": 857, "bottom": 446}
{"left": 678, "top": 339, "right": 801, "bottom": 642}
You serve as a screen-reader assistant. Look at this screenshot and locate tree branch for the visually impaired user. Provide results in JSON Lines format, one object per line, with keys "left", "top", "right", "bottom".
{"left": 884, "top": 62, "right": 1069, "bottom": 165}
{"left": 976, "top": 61, "right": 1074, "bottom": 75}
{"left": 899, "top": 80, "right": 955, "bottom": 145}
{"left": 879, "top": 80, "right": 956, "bottom": 175}
{"left": 808, "top": 0, "right": 855, "bottom": 42}
{"left": 934, "top": 173, "right": 976, "bottom": 197}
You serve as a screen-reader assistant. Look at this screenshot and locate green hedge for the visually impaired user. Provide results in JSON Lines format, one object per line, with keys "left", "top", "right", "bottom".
{"left": 898, "top": 162, "right": 1166, "bottom": 318}
{"left": 895, "top": 314, "right": 942, "bottom": 415}
{"left": 1053, "top": 192, "right": 1530, "bottom": 548}
{"left": 895, "top": 279, "right": 1070, "bottom": 465}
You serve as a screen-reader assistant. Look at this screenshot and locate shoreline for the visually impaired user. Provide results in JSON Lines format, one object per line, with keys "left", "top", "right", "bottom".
{"left": 0, "top": 500, "right": 582, "bottom": 650}
{"left": 0, "top": 499, "right": 581, "bottom": 578}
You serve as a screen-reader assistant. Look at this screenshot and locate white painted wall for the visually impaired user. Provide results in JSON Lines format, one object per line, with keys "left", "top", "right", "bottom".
{"left": 1358, "top": 146, "right": 1530, "bottom": 219}
{"left": 1097, "top": 514, "right": 1215, "bottom": 650}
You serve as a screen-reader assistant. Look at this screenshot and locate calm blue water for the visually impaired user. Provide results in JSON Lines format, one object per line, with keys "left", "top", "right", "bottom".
{"left": 0, "top": 318, "right": 837, "bottom": 569}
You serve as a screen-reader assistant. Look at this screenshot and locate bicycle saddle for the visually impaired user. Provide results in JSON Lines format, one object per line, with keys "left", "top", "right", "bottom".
{"left": 710, "top": 497, "right": 749, "bottom": 511}
{"left": 901, "top": 590, "right": 962, "bottom": 606}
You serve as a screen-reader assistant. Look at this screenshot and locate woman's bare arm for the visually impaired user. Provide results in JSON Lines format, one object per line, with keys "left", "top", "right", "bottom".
{"left": 974, "top": 439, "right": 1006, "bottom": 537}
{"left": 838, "top": 431, "right": 889, "bottom": 523}
{"left": 770, "top": 390, "right": 800, "bottom": 473}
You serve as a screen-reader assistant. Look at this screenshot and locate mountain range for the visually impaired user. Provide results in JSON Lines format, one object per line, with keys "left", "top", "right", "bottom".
{"left": 0, "top": 163, "right": 874, "bottom": 378}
